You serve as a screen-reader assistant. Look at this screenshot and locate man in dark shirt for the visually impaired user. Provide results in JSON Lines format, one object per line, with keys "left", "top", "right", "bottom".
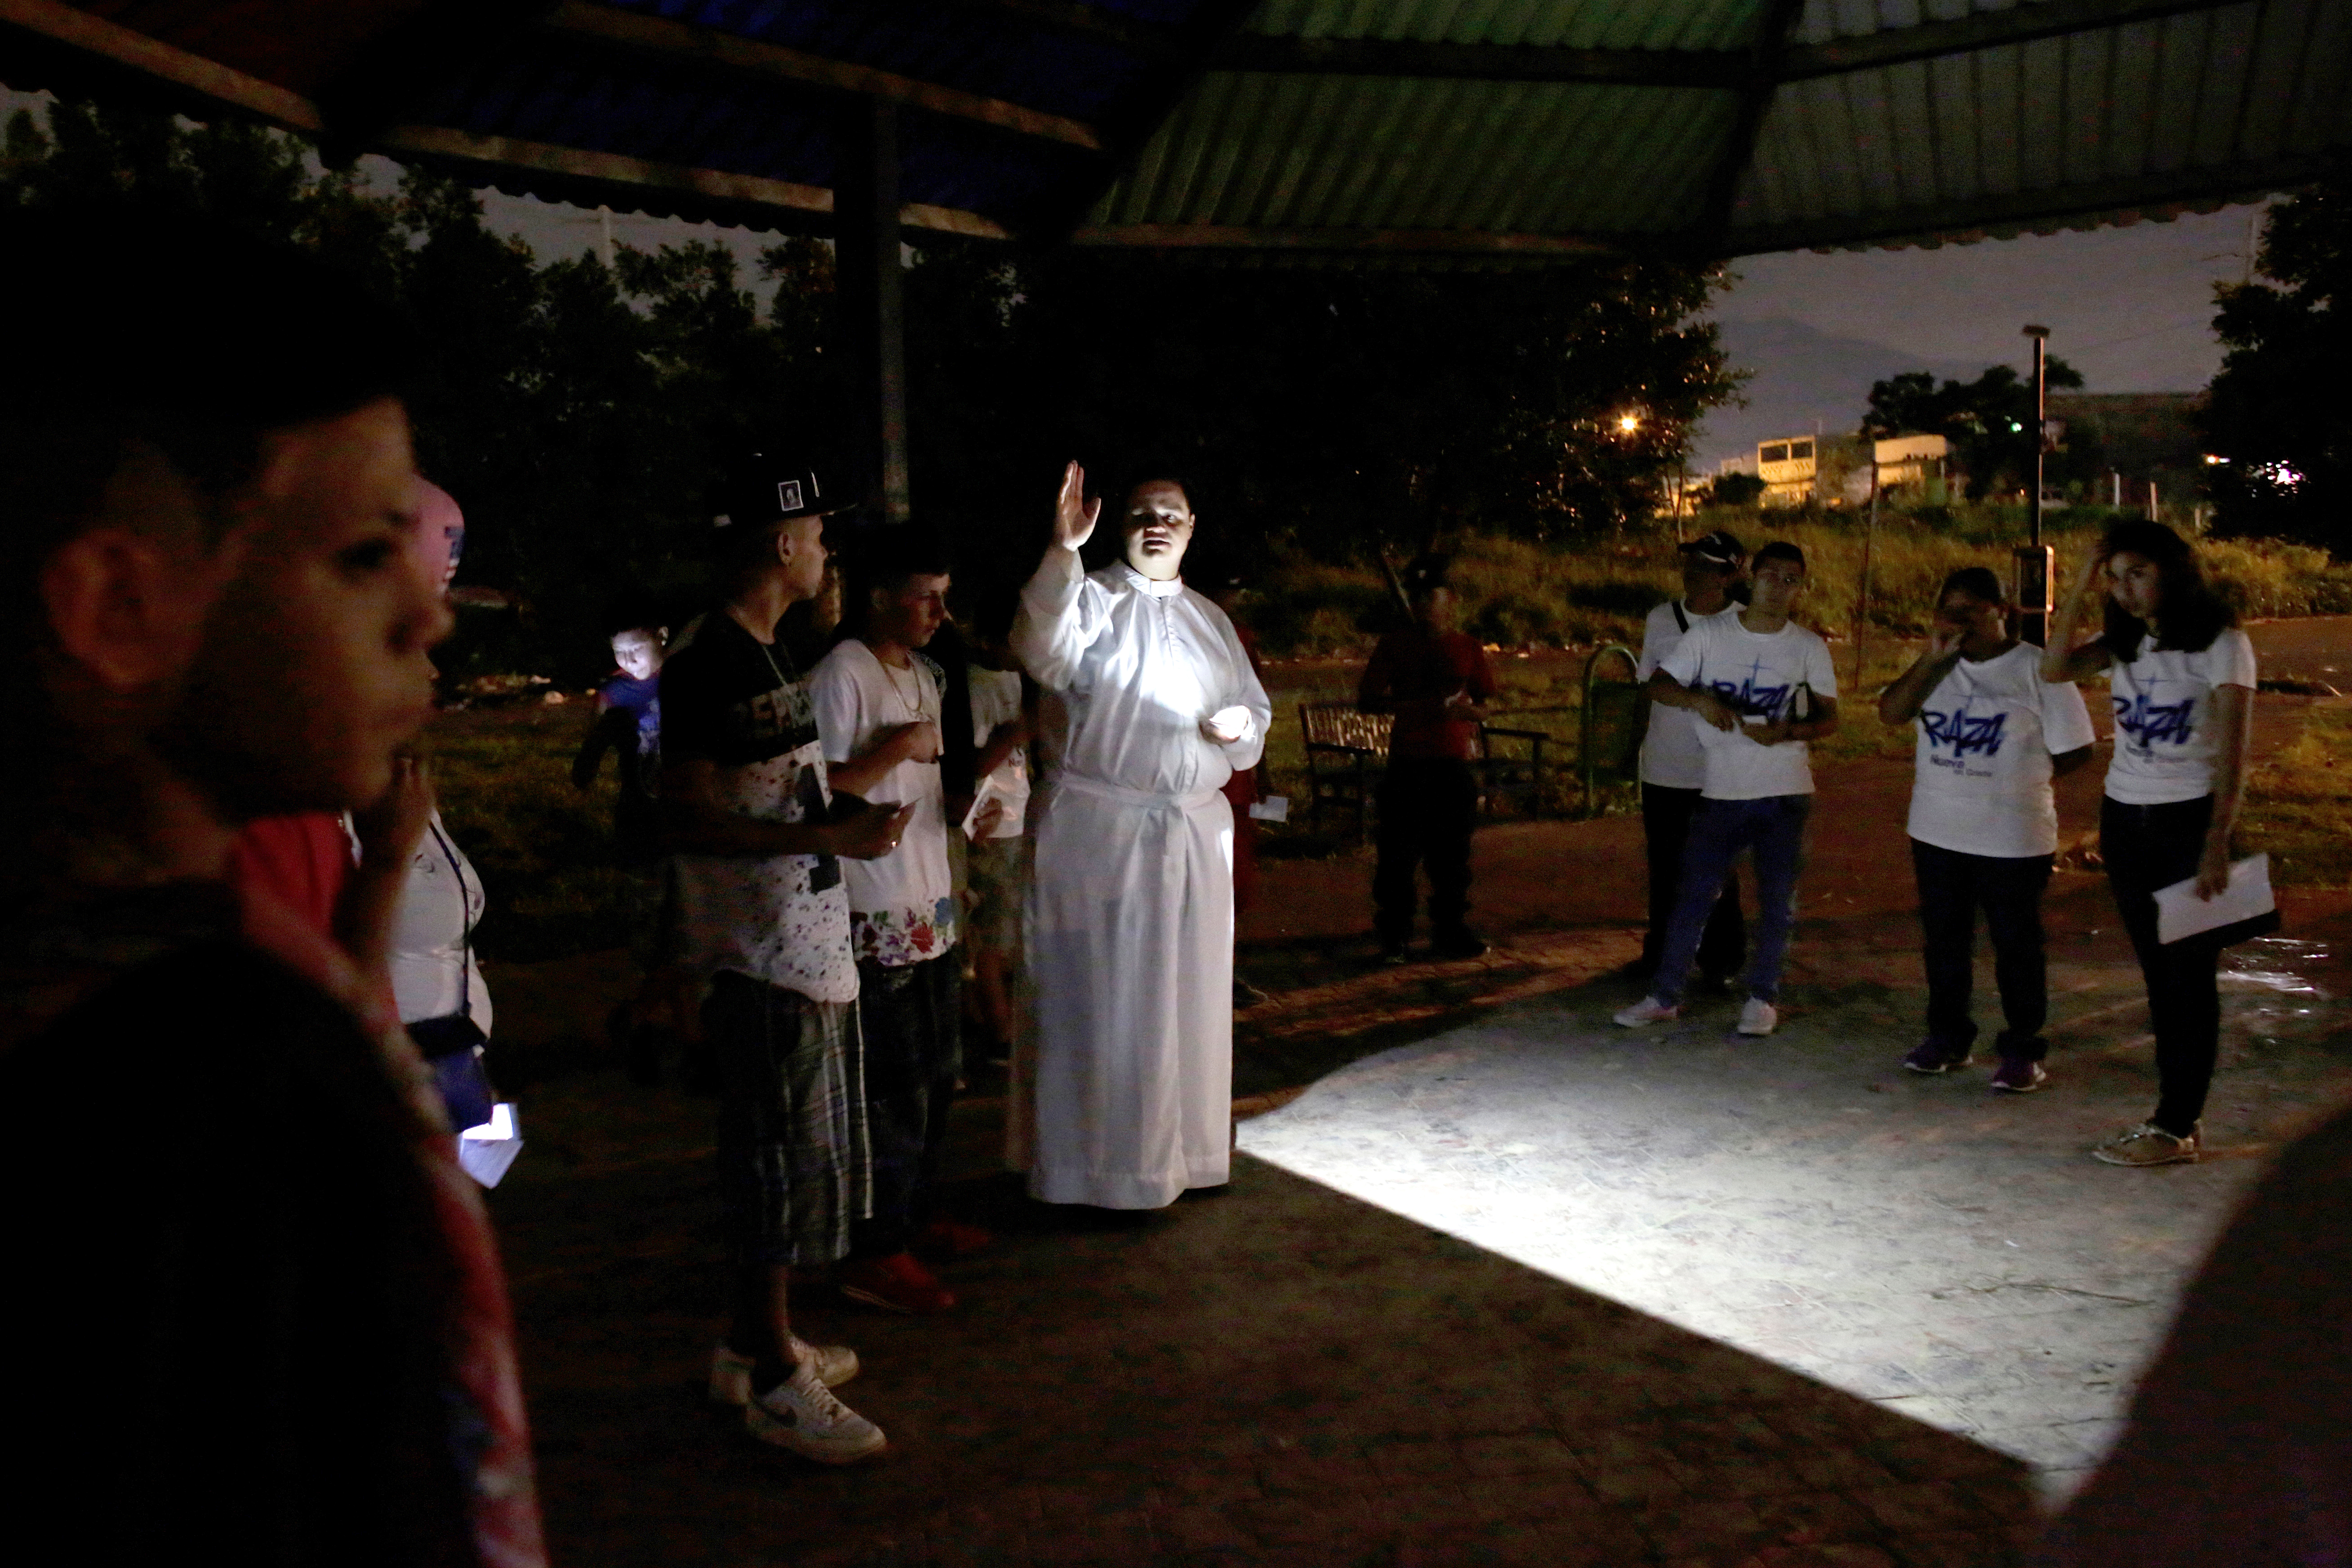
{"left": 574, "top": 618, "right": 667, "bottom": 859}
{"left": 1358, "top": 555, "right": 1499, "bottom": 963}
{"left": 0, "top": 215, "right": 543, "bottom": 1564}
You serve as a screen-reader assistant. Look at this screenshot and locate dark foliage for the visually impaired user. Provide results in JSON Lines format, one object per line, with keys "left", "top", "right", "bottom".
{"left": 2203, "top": 176, "right": 2352, "bottom": 546}
{"left": 1862, "top": 355, "right": 2087, "bottom": 499}
{"left": 3, "top": 96, "right": 1738, "bottom": 678}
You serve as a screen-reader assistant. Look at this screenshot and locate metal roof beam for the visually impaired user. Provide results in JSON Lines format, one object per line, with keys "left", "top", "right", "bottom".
{"left": 879, "top": 0, "right": 1187, "bottom": 63}
{"left": 542, "top": 0, "right": 1104, "bottom": 151}
{"left": 378, "top": 124, "right": 1011, "bottom": 239}
{"left": 1692, "top": 0, "right": 1810, "bottom": 254}
{"left": 1068, "top": 222, "right": 1615, "bottom": 255}
{"left": 1779, "top": 0, "right": 2230, "bottom": 79}
{"left": 1210, "top": 34, "right": 1746, "bottom": 88}
{"left": 314, "top": 0, "right": 559, "bottom": 153}
{"left": 0, "top": 0, "right": 322, "bottom": 129}
{"left": 1214, "top": 0, "right": 2230, "bottom": 87}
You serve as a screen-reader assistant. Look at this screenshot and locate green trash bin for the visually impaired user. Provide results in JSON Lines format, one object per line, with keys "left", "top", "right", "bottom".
{"left": 1580, "top": 644, "right": 1644, "bottom": 818}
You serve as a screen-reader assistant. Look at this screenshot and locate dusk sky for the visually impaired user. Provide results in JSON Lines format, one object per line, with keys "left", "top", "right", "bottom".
{"left": 0, "top": 84, "right": 2266, "bottom": 476}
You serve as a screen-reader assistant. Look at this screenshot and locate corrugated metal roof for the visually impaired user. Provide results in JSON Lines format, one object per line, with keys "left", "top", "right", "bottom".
{"left": 5, "top": 0, "right": 2348, "bottom": 257}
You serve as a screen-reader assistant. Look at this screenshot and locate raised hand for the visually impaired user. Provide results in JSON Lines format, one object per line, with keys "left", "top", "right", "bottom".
{"left": 1053, "top": 461, "right": 1100, "bottom": 553}
{"left": 1925, "top": 621, "right": 1966, "bottom": 661}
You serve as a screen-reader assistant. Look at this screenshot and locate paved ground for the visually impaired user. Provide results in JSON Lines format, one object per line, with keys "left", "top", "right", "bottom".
{"left": 481, "top": 620, "right": 2352, "bottom": 1567}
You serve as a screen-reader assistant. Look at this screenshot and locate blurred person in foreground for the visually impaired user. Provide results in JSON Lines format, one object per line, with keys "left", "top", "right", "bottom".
{"left": 1633, "top": 530, "right": 1748, "bottom": 988}
{"left": 0, "top": 215, "right": 543, "bottom": 1565}
{"left": 1357, "top": 554, "right": 1497, "bottom": 964}
{"left": 661, "top": 457, "right": 910, "bottom": 1461}
{"left": 1014, "top": 464, "right": 1270, "bottom": 1210}
{"left": 1879, "top": 567, "right": 2094, "bottom": 1091}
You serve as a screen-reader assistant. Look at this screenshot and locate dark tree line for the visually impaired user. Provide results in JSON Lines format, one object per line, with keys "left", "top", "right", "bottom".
{"left": 1862, "top": 356, "right": 2088, "bottom": 501}
{"left": 2, "top": 94, "right": 1737, "bottom": 680}
{"left": 2203, "top": 176, "right": 2352, "bottom": 548}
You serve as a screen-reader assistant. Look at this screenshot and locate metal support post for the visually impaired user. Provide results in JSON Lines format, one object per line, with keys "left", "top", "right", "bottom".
{"left": 2016, "top": 325, "right": 2052, "bottom": 645}
{"left": 834, "top": 98, "right": 911, "bottom": 523}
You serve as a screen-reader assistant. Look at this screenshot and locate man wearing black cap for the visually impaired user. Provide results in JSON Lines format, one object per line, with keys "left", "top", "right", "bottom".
{"left": 661, "top": 457, "right": 911, "bottom": 1464}
{"left": 1358, "top": 554, "right": 1498, "bottom": 963}
{"left": 1634, "top": 531, "right": 1749, "bottom": 986}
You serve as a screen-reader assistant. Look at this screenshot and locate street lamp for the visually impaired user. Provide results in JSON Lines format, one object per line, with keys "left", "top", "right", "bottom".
{"left": 2017, "top": 325, "right": 2053, "bottom": 646}
{"left": 1617, "top": 412, "right": 1641, "bottom": 434}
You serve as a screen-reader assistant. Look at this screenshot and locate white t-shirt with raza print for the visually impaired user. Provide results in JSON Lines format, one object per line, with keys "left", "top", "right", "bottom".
{"left": 1658, "top": 612, "right": 1839, "bottom": 800}
{"left": 1906, "top": 644, "right": 2097, "bottom": 858}
{"left": 2104, "top": 627, "right": 2258, "bottom": 805}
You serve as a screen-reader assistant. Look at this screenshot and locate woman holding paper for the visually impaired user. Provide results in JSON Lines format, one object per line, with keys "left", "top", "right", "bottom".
{"left": 2044, "top": 521, "right": 2255, "bottom": 1167}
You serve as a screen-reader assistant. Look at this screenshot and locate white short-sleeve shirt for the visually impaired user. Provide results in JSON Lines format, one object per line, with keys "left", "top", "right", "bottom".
{"left": 2104, "top": 627, "right": 2258, "bottom": 805}
{"left": 1658, "top": 613, "right": 1839, "bottom": 800}
{"left": 810, "top": 640, "right": 959, "bottom": 965}
{"left": 967, "top": 666, "right": 1031, "bottom": 839}
{"left": 1906, "top": 644, "right": 2097, "bottom": 858}
{"left": 1637, "top": 599, "right": 1732, "bottom": 790}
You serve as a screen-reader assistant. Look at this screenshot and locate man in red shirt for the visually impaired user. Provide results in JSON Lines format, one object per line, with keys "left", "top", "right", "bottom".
{"left": 1358, "top": 555, "right": 1498, "bottom": 963}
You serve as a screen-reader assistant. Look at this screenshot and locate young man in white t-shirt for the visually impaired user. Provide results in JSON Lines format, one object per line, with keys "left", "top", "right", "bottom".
{"left": 811, "top": 528, "right": 979, "bottom": 1314}
{"left": 1618, "top": 542, "right": 1839, "bottom": 1036}
{"left": 662, "top": 458, "right": 909, "bottom": 1464}
{"left": 1879, "top": 567, "right": 2095, "bottom": 1091}
{"left": 961, "top": 589, "right": 1033, "bottom": 1071}
{"left": 2044, "top": 521, "right": 2257, "bottom": 1167}
{"left": 1634, "top": 529, "right": 1748, "bottom": 986}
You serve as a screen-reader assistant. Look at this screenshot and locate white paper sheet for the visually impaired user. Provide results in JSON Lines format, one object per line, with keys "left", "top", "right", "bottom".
{"left": 959, "top": 777, "right": 999, "bottom": 841}
{"left": 2156, "top": 853, "right": 2274, "bottom": 945}
{"left": 456, "top": 1102, "right": 523, "bottom": 1188}
{"left": 1247, "top": 795, "right": 1289, "bottom": 822}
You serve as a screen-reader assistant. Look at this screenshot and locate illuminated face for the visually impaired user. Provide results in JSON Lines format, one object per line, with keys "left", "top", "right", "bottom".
{"left": 779, "top": 514, "right": 829, "bottom": 602}
{"left": 1935, "top": 591, "right": 2005, "bottom": 644}
{"left": 164, "top": 397, "right": 450, "bottom": 815}
{"left": 1123, "top": 481, "right": 1194, "bottom": 581}
{"left": 2107, "top": 551, "right": 2164, "bottom": 622}
{"left": 612, "top": 628, "right": 665, "bottom": 681}
{"left": 872, "top": 573, "right": 951, "bottom": 651}
{"left": 1749, "top": 556, "right": 1806, "bottom": 616}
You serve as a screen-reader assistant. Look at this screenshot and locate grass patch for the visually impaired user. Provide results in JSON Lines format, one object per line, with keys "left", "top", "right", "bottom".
{"left": 2242, "top": 702, "right": 2352, "bottom": 889}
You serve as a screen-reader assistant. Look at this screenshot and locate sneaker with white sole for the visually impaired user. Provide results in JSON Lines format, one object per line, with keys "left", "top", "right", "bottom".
{"left": 1737, "top": 997, "right": 1778, "bottom": 1035}
{"left": 1613, "top": 997, "right": 1679, "bottom": 1027}
{"left": 744, "top": 1359, "right": 887, "bottom": 1464}
{"left": 2092, "top": 1121, "right": 2200, "bottom": 1167}
{"left": 1989, "top": 1059, "right": 2048, "bottom": 1094}
{"left": 710, "top": 1339, "right": 859, "bottom": 1406}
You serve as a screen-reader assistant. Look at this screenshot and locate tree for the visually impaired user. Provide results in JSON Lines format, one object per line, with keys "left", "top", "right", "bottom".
{"left": 1863, "top": 356, "right": 2085, "bottom": 499}
{"left": 2204, "top": 177, "right": 2352, "bottom": 546}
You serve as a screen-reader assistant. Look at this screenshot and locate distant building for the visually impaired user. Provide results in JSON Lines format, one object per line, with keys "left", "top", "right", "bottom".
{"left": 1872, "top": 433, "right": 1950, "bottom": 490}
{"left": 1756, "top": 435, "right": 1817, "bottom": 507}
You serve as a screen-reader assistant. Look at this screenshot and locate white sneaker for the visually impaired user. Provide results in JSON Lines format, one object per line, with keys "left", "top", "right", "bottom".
{"left": 744, "top": 1359, "right": 887, "bottom": 1464}
{"left": 1737, "top": 997, "right": 1778, "bottom": 1035}
{"left": 710, "top": 1339, "right": 859, "bottom": 1405}
{"left": 1613, "top": 997, "right": 1679, "bottom": 1027}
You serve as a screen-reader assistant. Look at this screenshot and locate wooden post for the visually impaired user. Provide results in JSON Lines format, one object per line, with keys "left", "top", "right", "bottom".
{"left": 1853, "top": 457, "right": 1876, "bottom": 696}
{"left": 834, "top": 98, "right": 911, "bottom": 523}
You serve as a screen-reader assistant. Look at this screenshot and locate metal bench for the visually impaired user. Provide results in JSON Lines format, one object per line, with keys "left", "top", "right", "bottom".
{"left": 1299, "top": 699, "right": 1558, "bottom": 838}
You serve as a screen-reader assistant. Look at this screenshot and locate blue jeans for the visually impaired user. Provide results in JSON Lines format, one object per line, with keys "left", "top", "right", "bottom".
{"left": 1651, "top": 795, "right": 1811, "bottom": 1006}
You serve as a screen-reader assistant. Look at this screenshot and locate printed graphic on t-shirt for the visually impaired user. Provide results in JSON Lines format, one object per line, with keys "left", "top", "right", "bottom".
{"left": 2113, "top": 685, "right": 2197, "bottom": 752}
{"left": 1921, "top": 704, "right": 2009, "bottom": 767}
{"left": 1704, "top": 657, "right": 1799, "bottom": 722}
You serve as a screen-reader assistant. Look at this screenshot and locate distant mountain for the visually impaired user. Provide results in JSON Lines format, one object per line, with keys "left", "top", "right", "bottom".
{"left": 1693, "top": 317, "right": 1987, "bottom": 471}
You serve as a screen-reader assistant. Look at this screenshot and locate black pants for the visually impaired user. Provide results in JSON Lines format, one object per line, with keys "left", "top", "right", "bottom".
{"left": 847, "top": 949, "right": 961, "bottom": 1258}
{"left": 1374, "top": 759, "right": 1478, "bottom": 947}
{"left": 1911, "top": 839, "right": 2053, "bottom": 1062}
{"left": 1640, "top": 783, "right": 1745, "bottom": 980}
{"left": 2102, "top": 795, "right": 2223, "bottom": 1136}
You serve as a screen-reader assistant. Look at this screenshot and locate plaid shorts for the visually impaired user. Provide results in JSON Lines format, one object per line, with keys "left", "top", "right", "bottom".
{"left": 704, "top": 971, "right": 870, "bottom": 1268}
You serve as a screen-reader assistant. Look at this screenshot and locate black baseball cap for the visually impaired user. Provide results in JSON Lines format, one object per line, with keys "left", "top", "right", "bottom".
{"left": 1679, "top": 529, "right": 1745, "bottom": 567}
{"left": 712, "top": 452, "right": 855, "bottom": 530}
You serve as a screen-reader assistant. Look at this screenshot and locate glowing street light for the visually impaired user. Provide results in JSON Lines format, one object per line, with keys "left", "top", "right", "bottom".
{"left": 1616, "top": 412, "right": 1642, "bottom": 434}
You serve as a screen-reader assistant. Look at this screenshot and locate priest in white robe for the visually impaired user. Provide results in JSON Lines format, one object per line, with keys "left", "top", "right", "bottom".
{"left": 1013, "top": 463, "right": 1272, "bottom": 1208}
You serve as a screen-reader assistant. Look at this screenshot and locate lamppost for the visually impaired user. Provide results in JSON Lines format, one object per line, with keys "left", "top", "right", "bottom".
{"left": 2017, "top": 324, "right": 2054, "bottom": 646}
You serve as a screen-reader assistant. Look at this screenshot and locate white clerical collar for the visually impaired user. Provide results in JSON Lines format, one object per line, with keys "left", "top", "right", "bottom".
{"left": 1120, "top": 565, "right": 1186, "bottom": 599}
